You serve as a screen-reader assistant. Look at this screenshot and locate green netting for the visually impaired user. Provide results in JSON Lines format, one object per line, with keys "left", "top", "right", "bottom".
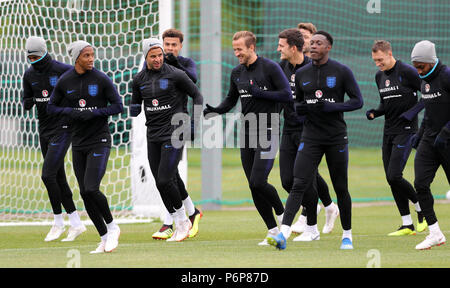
{"left": 175, "top": 0, "right": 450, "bottom": 147}
{"left": 1, "top": 1, "right": 449, "bottom": 219}
{"left": 1, "top": 0, "right": 159, "bottom": 146}
{"left": 0, "top": 0, "right": 160, "bottom": 222}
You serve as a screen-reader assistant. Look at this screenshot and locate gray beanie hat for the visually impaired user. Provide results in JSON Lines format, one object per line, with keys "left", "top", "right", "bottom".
{"left": 143, "top": 38, "right": 164, "bottom": 58}
{"left": 68, "top": 40, "right": 92, "bottom": 64}
{"left": 411, "top": 40, "right": 437, "bottom": 64}
{"left": 25, "top": 36, "right": 47, "bottom": 58}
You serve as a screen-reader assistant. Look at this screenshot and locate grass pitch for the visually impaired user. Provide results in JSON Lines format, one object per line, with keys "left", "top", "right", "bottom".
{"left": 0, "top": 203, "right": 449, "bottom": 268}
{"left": 0, "top": 148, "right": 449, "bottom": 268}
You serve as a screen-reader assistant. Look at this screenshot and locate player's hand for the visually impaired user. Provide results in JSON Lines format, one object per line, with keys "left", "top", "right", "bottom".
{"left": 247, "top": 81, "right": 260, "bottom": 96}
{"left": 366, "top": 109, "right": 375, "bottom": 120}
{"left": 399, "top": 111, "right": 412, "bottom": 121}
{"left": 77, "top": 110, "right": 96, "bottom": 121}
{"left": 409, "top": 133, "right": 421, "bottom": 149}
{"left": 129, "top": 104, "right": 142, "bottom": 117}
{"left": 294, "top": 101, "right": 309, "bottom": 115}
{"left": 312, "top": 100, "right": 325, "bottom": 112}
{"left": 434, "top": 126, "right": 450, "bottom": 149}
{"left": 69, "top": 110, "right": 95, "bottom": 121}
{"left": 23, "top": 98, "right": 35, "bottom": 110}
{"left": 289, "top": 112, "right": 305, "bottom": 124}
{"left": 69, "top": 109, "right": 82, "bottom": 120}
{"left": 203, "top": 104, "right": 219, "bottom": 119}
{"left": 165, "top": 53, "right": 180, "bottom": 68}
{"left": 61, "top": 107, "right": 74, "bottom": 115}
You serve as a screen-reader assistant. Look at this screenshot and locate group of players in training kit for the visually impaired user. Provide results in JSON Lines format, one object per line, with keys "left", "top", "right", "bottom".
{"left": 22, "top": 21, "right": 449, "bottom": 254}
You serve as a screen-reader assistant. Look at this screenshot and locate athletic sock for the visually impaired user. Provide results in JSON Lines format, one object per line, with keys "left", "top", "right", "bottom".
{"left": 401, "top": 214, "right": 413, "bottom": 226}
{"left": 306, "top": 224, "right": 318, "bottom": 234}
{"left": 163, "top": 210, "right": 174, "bottom": 226}
{"left": 298, "top": 214, "right": 306, "bottom": 223}
{"left": 101, "top": 234, "right": 108, "bottom": 242}
{"left": 276, "top": 213, "right": 284, "bottom": 226}
{"left": 414, "top": 202, "right": 422, "bottom": 213}
{"left": 54, "top": 214, "right": 64, "bottom": 227}
{"left": 68, "top": 211, "right": 82, "bottom": 228}
{"left": 173, "top": 206, "right": 188, "bottom": 223}
{"left": 429, "top": 222, "right": 442, "bottom": 235}
{"left": 268, "top": 226, "right": 279, "bottom": 235}
{"left": 324, "top": 202, "right": 334, "bottom": 211}
{"left": 106, "top": 220, "right": 119, "bottom": 231}
{"left": 342, "top": 229, "right": 352, "bottom": 241}
{"left": 280, "top": 224, "right": 290, "bottom": 239}
{"left": 182, "top": 196, "right": 196, "bottom": 217}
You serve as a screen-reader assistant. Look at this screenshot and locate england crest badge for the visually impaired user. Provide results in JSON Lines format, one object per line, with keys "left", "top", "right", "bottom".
{"left": 49, "top": 76, "right": 58, "bottom": 87}
{"left": 88, "top": 84, "right": 98, "bottom": 97}
{"left": 326, "top": 76, "right": 336, "bottom": 88}
{"left": 160, "top": 79, "right": 169, "bottom": 90}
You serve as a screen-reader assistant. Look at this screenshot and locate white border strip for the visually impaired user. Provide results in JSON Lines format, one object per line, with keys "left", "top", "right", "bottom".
{"left": 0, "top": 218, "right": 154, "bottom": 227}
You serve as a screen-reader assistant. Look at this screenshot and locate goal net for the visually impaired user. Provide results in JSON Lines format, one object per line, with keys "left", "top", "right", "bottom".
{"left": 0, "top": 0, "right": 182, "bottom": 225}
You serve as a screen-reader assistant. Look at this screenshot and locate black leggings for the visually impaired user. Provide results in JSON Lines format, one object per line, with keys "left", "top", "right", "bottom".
{"left": 40, "top": 130, "right": 76, "bottom": 215}
{"left": 279, "top": 131, "right": 332, "bottom": 217}
{"left": 382, "top": 133, "right": 418, "bottom": 216}
{"left": 147, "top": 140, "right": 184, "bottom": 214}
{"left": 283, "top": 141, "right": 352, "bottom": 230}
{"left": 240, "top": 134, "right": 284, "bottom": 230}
{"left": 174, "top": 170, "right": 189, "bottom": 201}
{"left": 414, "top": 137, "right": 450, "bottom": 226}
{"left": 72, "top": 146, "right": 112, "bottom": 236}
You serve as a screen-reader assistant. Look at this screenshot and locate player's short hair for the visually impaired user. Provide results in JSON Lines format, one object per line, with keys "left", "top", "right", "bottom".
{"left": 162, "top": 28, "right": 184, "bottom": 43}
{"left": 297, "top": 22, "right": 317, "bottom": 34}
{"left": 314, "top": 30, "right": 333, "bottom": 46}
{"left": 278, "top": 28, "right": 304, "bottom": 51}
{"left": 372, "top": 40, "right": 392, "bottom": 53}
{"left": 233, "top": 31, "right": 257, "bottom": 49}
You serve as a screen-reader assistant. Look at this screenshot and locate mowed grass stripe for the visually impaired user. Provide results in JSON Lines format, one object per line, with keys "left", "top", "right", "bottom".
{"left": 1, "top": 204, "right": 449, "bottom": 268}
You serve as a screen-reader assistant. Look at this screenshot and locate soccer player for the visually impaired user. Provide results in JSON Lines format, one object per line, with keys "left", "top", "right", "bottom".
{"left": 277, "top": 28, "right": 339, "bottom": 239}
{"left": 203, "top": 31, "right": 292, "bottom": 245}
{"left": 22, "top": 36, "right": 85, "bottom": 242}
{"left": 297, "top": 22, "right": 317, "bottom": 57}
{"left": 130, "top": 38, "right": 203, "bottom": 242}
{"left": 367, "top": 40, "right": 427, "bottom": 236}
{"left": 163, "top": 28, "right": 198, "bottom": 83}
{"left": 150, "top": 29, "right": 203, "bottom": 241}
{"left": 48, "top": 41, "right": 123, "bottom": 253}
{"left": 410, "top": 40, "right": 449, "bottom": 250}
{"left": 268, "top": 31, "right": 363, "bottom": 250}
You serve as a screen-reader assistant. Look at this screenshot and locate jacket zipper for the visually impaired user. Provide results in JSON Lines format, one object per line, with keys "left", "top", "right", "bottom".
{"left": 317, "top": 66, "right": 321, "bottom": 88}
